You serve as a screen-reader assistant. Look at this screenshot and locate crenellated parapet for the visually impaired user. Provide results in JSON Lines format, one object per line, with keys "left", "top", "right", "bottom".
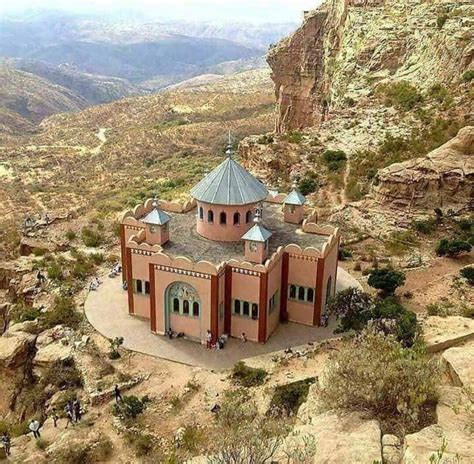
{"left": 121, "top": 197, "right": 196, "bottom": 222}
{"left": 150, "top": 252, "right": 224, "bottom": 277}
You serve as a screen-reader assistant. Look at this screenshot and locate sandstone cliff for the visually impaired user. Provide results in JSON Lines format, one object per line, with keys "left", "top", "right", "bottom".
{"left": 268, "top": 0, "right": 473, "bottom": 133}
{"left": 372, "top": 126, "right": 473, "bottom": 210}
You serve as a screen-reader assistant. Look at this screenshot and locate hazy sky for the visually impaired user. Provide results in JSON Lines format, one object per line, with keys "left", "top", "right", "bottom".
{"left": 0, "top": 0, "right": 319, "bottom": 23}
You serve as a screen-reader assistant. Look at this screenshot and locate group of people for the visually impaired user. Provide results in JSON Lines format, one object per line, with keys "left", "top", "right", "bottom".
{"left": 108, "top": 263, "right": 122, "bottom": 278}
{"left": 63, "top": 398, "right": 83, "bottom": 429}
{"left": 206, "top": 330, "right": 228, "bottom": 350}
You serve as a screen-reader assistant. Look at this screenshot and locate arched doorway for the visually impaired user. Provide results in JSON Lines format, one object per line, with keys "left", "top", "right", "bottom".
{"left": 164, "top": 282, "right": 201, "bottom": 333}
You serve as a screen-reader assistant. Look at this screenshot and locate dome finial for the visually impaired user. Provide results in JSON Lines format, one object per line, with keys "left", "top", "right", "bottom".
{"left": 253, "top": 209, "right": 262, "bottom": 223}
{"left": 225, "top": 130, "right": 233, "bottom": 158}
{"left": 152, "top": 194, "right": 159, "bottom": 209}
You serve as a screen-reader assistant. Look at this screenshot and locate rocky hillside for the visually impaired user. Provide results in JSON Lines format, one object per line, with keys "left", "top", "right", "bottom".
{"left": 239, "top": 0, "right": 472, "bottom": 218}
{"left": 0, "top": 66, "right": 86, "bottom": 135}
{"left": 268, "top": 0, "right": 473, "bottom": 132}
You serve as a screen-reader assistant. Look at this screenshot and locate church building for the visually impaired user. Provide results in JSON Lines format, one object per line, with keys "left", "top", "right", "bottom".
{"left": 119, "top": 139, "right": 340, "bottom": 344}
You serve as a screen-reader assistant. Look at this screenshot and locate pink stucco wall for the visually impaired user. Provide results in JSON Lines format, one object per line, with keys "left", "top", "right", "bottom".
{"left": 320, "top": 239, "right": 339, "bottom": 315}
{"left": 145, "top": 224, "right": 169, "bottom": 246}
{"left": 131, "top": 252, "right": 152, "bottom": 319}
{"left": 230, "top": 270, "right": 260, "bottom": 342}
{"left": 196, "top": 201, "right": 257, "bottom": 242}
{"left": 283, "top": 205, "right": 305, "bottom": 224}
{"left": 286, "top": 255, "right": 317, "bottom": 325}
{"left": 218, "top": 272, "right": 226, "bottom": 335}
{"left": 244, "top": 241, "right": 268, "bottom": 264}
{"left": 266, "top": 261, "right": 282, "bottom": 339}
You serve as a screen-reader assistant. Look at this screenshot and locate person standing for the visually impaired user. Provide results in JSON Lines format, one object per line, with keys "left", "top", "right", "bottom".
{"left": 51, "top": 407, "right": 59, "bottom": 428}
{"left": 1, "top": 432, "right": 11, "bottom": 456}
{"left": 206, "top": 330, "right": 212, "bottom": 349}
{"left": 114, "top": 385, "right": 122, "bottom": 403}
{"left": 29, "top": 420, "right": 41, "bottom": 438}
{"left": 73, "top": 399, "right": 82, "bottom": 422}
{"left": 64, "top": 402, "right": 74, "bottom": 429}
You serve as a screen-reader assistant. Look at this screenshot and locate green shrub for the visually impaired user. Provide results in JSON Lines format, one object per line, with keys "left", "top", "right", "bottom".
{"left": 380, "top": 81, "right": 423, "bottom": 111}
{"left": 319, "top": 331, "right": 439, "bottom": 434}
{"left": 113, "top": 395, "right": 148, "bottom": 420}
{"left": 322, "top": 149, "right": 347, "bottom": 172}
{"left": 41, "top": 296, "right": 82, "bottom": 329}
{"left": 268, "top": 378, "right": 316, "bottom": 416}
{"left": 257, "top": 134, "right": 274, "bottom": 144}
{"left": 11, "top": 302, "right": 42, "bottom": 323}
{"left": 126, "top": 433, "right": 154, "bottom": 457}
{"left": 436, "top": 14, "right": 448, "bottom": 29}
{"left": 436, "top": 238, "right": 472, "bottom": 257}
{"left": 462, "top": 70, "right": 474, "bottom": 82}
{"left": 47, "top": 261, "right": 64, "bottom": 281}
{"left": 428, "top": 84, "right": 451, "bottom": 105}
{"left": 154, "top": 119, "right": 189, "bottom": 131}
{"left": 298, "top": 176, "right": 318, "bottom": 196}
{"left": 338, "top": 248, "right": 353, "bottom": 260}
{"left": 460, "top": 266, "right": 474, "bottom": 285}
{"left": 285, "top": 131, "right": 304, "bottom": 144}
{"left": 81, "top": 227, "right": 103, "bottom": 248}
{"left": 36, "top": 438, "right": 49, "bottom": 450}
{"left": 65, "top": 230, "right": 76, "bottom": 241}
{"left": 412, "top": 218, "right": 437, "bottom": 235}
{"left": 385, "top": 230, "right": 419, "bottom": 256}
{"left": 368, "top": 268, "right": 406, "bottom": 296}
{"left": 426, "top": 301, "right": 455, "bottom": 317}
{"left": 232, "top": 361, "right": 268, "bottom": 387}
{"left": 42, "top": 358, "right": 83, "bottom": 390}
{"left": 33, "top": 248, "right": 48, "bottom": 257}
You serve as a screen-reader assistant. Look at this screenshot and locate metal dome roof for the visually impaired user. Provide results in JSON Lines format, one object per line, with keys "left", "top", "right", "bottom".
{"left": 283, "top": 189, "right": 306, "bottom": 206}
{"left": 190, "top": 157, "right": 269, "bottom": 206}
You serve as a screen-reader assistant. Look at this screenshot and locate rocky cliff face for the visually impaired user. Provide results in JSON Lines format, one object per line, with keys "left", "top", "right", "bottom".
{"left": 268, "top": 0, "right": 473, "bottom": 133}
{"left": 372, "top": 126, "right": 473, "bottom": 210}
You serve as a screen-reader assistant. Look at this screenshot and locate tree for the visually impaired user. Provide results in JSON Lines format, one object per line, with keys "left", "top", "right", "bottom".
{"left": 319, "top": 331, "right": 439, "bottom": 434}
{"left": 113, "top": 395, "right": 148, "bottom": 420}
{"left": 327, "top": 287, "right": 373, "bottom": 333}
{"left": 460, "top": 266, "right": 474, "bottom": 285}
{"left": 368, "top": 268, "right": 406, "bottom": 296}
{"left": 436, "top": 239, "right": 472, "bottom": 258}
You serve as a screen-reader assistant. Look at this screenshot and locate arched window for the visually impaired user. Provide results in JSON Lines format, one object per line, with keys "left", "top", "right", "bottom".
{"left": 289, "top": 285, "right": 296, "bottom": 299}
{"left": 173, "top": 298, "right": 180, "bottom": 313}
{"left": 234, "top": 300, "right": 241, "bottom": 315}
{"left": 199, "top": 206, "right": 204, "bottom": 220}
{"left": 245, "top": 210, "right": 252, "bottom": 223}
{"left": 220, "top": 212, "right": 227, "bottom": 225}
{"left": 167, "top": 282, "right": 200, "bottom": 318}
{"left": 251, "top": 303, "right": 258, "bottom": 319}
{"left": 298, "top": 286, "right": 306, "bottom": 301}
{"left": 193, "top": 302, "right": 200, "bottom": 317}
{"left": 208, "top": 210, "right": 214, "bottom": 223}
{"left": 307, "top": 288, "right": 314, "bottom": 303}
{"left": 233, "top": 212, "right": 240, "bottom": 225}
{"left": 243, "top": 301, "right": 250, "bottom": 316}
{"left": 183, "top": 300, "right": 189, "bottom": 315}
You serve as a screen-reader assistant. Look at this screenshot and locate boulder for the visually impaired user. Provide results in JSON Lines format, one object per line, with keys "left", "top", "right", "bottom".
{"left": 402, "top": 386, "right": 473, "bottom": 463}
{"left": 421, "top": 316, "right": 474, "bottom": 353}
{"left": 282, "top": 411, "right": 382, "bottom": 463}
{"left": 33, "top": 326, "right": 74, "bottom": 373}
{"left": 0, "top": 331, "right": 36, "bottom": 368}
{"left": 8, "top": 319, "right": 39, "bottom": 334}
{"left": 373, "top": 126, "right": 473, "bottom": 210}
{"left": 442, "top": 345, "right": 474, "bottom": 390}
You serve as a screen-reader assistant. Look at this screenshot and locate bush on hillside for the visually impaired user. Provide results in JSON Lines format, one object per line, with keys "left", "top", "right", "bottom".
{"left": 113, "top": 395, "right": 149, "bottom": 420}
{"left": 268, "top": 378, "right": 316, "bottom": 417}
{"left": 367, "top": 268, "right": 406, "bottom": 296}
{"left": 436, "top": 238, "right": 472, "bottom": 258}
{"left": 232, "top": 361, "right": 268, "bottom": 387}
{"left": 327, "top": 287, "right": 374, "bottom": 333}
{"left": 380, "top": 81, "right": 423, "bottom": 111}
{"left": 460, "top": 266, "right": 474, "bottom": 285}
{"left": 462, "top": 70, "right": 474, "bottom": 82}
{"left": 41, "top": 296, "right": 82, "bottom": 330}
{"left": 322, "top": 149, "right": 347, "bottom": 172}
{"left": 319, "top": 331, "right": 439, "bottom": 434}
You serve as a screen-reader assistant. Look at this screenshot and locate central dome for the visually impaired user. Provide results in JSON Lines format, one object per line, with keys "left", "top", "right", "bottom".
{"left": 191, "top": 157, "right": 269, "bottom": 206}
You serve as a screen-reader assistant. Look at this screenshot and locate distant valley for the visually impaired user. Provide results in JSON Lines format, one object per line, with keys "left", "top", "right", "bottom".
{"left": 0, "top": 11, "right": 296, "bottom": 136}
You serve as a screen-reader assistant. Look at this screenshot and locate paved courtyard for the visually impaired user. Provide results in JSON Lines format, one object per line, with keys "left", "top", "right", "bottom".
{"left": 84, "top": 268, "right": 360, "bottom": 369}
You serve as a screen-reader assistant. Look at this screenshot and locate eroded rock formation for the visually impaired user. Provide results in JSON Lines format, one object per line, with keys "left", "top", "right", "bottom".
{"left": 372, "top": 126, "right": 473, "bottom": 210}
{"left": 268, "top": 0, "right": 473, "bottom": 132}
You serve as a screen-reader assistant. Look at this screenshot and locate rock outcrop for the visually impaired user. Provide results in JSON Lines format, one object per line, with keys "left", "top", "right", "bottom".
{"left": 442, "top": 344, "right": 474, "bottom": 391}
{"left": 372, "top": 126, "right": 474, "bottom": 210}
{"left": 421, "top": 315, "right": 474, "bottom": 353}
{"left": 403, "top": 386, "right": 474, "bottom": 463}
{"left": 268, "top": 0, "right": 473, "bottom": 133}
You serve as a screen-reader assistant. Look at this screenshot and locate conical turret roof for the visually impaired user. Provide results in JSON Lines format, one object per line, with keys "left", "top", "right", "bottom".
{"left": 190, "top": 157, "right": 269, "bottom": 206}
